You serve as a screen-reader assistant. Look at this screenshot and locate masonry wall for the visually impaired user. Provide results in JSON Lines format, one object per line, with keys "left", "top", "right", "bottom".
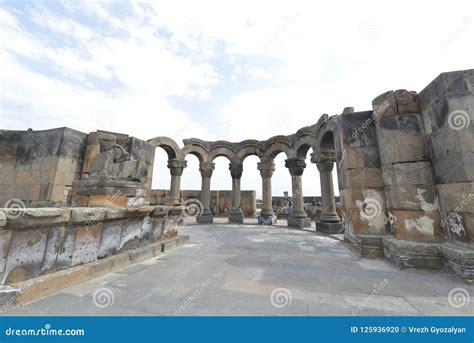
{"left": 0, "top": 128, "right": 87, "bottom": 207}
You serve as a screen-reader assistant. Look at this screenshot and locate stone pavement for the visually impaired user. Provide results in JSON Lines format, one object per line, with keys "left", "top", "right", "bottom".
{"left": 4, "top": 219, "right": 473, "bottom": 316}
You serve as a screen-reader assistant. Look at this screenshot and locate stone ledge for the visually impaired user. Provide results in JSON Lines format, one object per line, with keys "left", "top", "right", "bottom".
{"left": 0, "top": 206, "right": 175, "bottom": 228}
{"left": 0, "top": 235, "right": 190, "bottom": 309}
{"left": 382, "top": 236, "right": 444, "bottom": 270}
{"left": 440, "top": 244, "right": 474, "bottom": 280}
{"left": 344, "top": 232, "right": 384, "bottom": 258}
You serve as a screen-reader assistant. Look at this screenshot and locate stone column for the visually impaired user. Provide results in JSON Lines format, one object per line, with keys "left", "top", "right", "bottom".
{"left": 313, "top": 154, "right": 342, "bottom": 234}
{"left": 167, "top": 159, "right": 187, "bottom": 203}
{"left": 229, "top": 161, "right": 244, "bottom": 223}
{"left": 197, "top": 162, "right": 215, "bottom": 223}
{"left": 257, "top": 158, "right": 277, "bottom": 225}
{"left": 285, "top": 158, "right": 311, "bottom": 228}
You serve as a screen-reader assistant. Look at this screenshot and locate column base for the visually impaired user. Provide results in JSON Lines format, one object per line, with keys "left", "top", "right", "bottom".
{"left": 196, "top": 209, "right": 213, "bottom": 224}
{"left": 229, "top": 208, "right": 244, "bottom": 223}
{"left": 319, "top": 213, "right": 341, "bottom": 223}
{"left": 316, "top": 221, "right": 343, "bottom": 234}
{"left": 287, "top": 216, "right": 311, "bottom": 229}
{"left": 258, "top": 213, "right": 277, "bottom": 225}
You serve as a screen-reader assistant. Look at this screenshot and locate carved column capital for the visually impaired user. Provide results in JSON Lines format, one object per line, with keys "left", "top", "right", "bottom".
{"left": 229, "top": 161, "right": 243, "bottom": 179}
{"left": 257, "top": 158, "right": 275, "bottom": 179}
{"left": 167, "top": 158, "right": 187, "bottom": 176}
{"left": 285, "top": 158, "right": 306, "bottom": 176}
{"left": 199, "top": 162, "right": 215, "bottom": 179}
{"left": 315, "top": 160, "right": 334, "bottom": 173}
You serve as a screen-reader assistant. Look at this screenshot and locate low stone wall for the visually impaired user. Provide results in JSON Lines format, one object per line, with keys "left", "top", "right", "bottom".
{"left": 0, "top": 206, "right": 179, "bottom": 285}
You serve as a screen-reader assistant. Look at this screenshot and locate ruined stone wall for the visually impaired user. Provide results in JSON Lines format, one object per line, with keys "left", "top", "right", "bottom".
{"left": 0, "top": 128, "right": 87, "bottom": 207}
{"left": 151, "top": 189, "right": 257, "bottom": 217}
{"left": 0, "top": 206, "right": 178, "bottom": 285}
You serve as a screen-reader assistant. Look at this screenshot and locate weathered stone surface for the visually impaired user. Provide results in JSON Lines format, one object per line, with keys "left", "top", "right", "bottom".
{"left": 339, "top": 167, "right": 384, "bottom": 190}
{"left": 97, "top": 221, "right": 123, "bottom": 259}
{"left": 5, "top": 208, "right": 71, "bottom": 228}
{"left": 382, "top": 236, "right": 443, "bottom": 270}
{"left": 41, "top": 226, "right": 76, "bottom": 273}
{"left": 0, "top": 230, "right": 13, "bottom": 280}
{"left": 431, "top": 151, "right": 474, "bottom": 184}
{"left": 382, "top": 162, "right": 434, "bottom": 186}
{"left": 163, "top": 217, "right": 178, "bottom": 239}
{"left": 390, "top": 210, "right": 443, "bottom": 242}
{"left": 441, "top": 244, "right": 474, "bottom": 280}
{"left": 69, "top": 208, "right": 106, "bottom": 223}
{"left": 437, "top": 182, "right": 474, "bottom": 213}
{"left": 385, "top": 185, "right": 438, "bottom": 211}
{"left": 3, "top": 229, "right": 49, "bottom": 284}
{"left": 71, "top": 224, "right": 103, "bottom": 266}
{"left": 118, "top": 219, "right": 142, "bottom": 252}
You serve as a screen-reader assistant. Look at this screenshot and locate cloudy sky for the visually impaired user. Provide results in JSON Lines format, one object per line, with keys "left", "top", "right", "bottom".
{"left": 1, "top": 0, "right": 472, "bottom": 197}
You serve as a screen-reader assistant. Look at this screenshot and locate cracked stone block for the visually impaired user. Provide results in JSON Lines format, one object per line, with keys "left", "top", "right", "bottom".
{"left": 118, "top": 219, "right": 142, "bottom": 252}
{"left": 385, "top": 185, "right": 438, "bottom": 211}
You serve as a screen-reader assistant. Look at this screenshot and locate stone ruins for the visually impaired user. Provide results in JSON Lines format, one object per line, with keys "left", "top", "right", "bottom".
{"left": 0, "top": 69, "right": 472, "bottom": 303}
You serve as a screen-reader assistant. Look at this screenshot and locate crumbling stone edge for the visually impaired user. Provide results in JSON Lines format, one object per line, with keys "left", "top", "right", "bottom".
{"left": 0, "top": 235, "right": 189, "bottom": 309}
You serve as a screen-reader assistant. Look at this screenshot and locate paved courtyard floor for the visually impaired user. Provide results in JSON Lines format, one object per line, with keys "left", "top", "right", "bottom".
{"left": 5, "top": 219, "right": 473, "bottom": 316}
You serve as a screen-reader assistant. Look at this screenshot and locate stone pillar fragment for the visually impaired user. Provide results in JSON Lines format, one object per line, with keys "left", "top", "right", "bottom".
{"left": 229, "top": 161, "right": 244, "bottom": 223}
{"left": 197, "top": 162, "right": 214, "bottom": 223}
{"left": 285, "top": 158, "right": 311, "bottom": 228}
{"left": 312, "top": 154, "right": 342, "bottom": 233}
{"left": 257, "top": 158, "right": 277, "bottom": 225}
{"left": 167, "top": 158, "right": 187, "bottom": 204}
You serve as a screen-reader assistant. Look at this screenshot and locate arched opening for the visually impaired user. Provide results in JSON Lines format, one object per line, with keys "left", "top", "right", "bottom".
{"left": 151, "top": 147, "right": 171, "bottom": 205}
{"left": 211, "top": 155, "right": 232, "bottom": 217}
{"left": 272, "top": 152, "right": 293, "bottom": 221}
{"left": 180, "top": 153, "right": 201, "bottom": 200}
{"left": 241, "top": 155, "right": 259, "bottom": 220}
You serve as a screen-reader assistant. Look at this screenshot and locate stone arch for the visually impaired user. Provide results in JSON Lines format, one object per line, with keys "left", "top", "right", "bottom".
{"left": 208, "top": 146, "right": 237, "bottom": 162}
{"left": 261, "top": 136, "right": 293, "bottom": 159}
{"left": 148, "top": 136, "right": 183, "bottom": 160}
{"left": 314, "top": 115, "right": 340, "bottom": 162}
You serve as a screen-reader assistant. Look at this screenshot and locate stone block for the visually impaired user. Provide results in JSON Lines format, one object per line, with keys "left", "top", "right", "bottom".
{"left": 382, "top": 162, "right": 434, "bottom": 186}
{"left": 2, "top": 228, "right": 49, "bottom": 284}
{"left": 163, "top": 216, "right": 178, "bottom": 239}
{"left": 342, "top": 206, "right": 387, "bottom": 235}
{"left": 339, "top": 111, "right": 379, "bottom": 148}
{"left": 41, "top": 226, "right": 76, "bottom": 273}
{"left": 151, "top": 217, "right": 164, "bottom": 240}
{"left": 342, "top": 168, "right": 384, "bottom": 189}
{"left": 97, "top": 220, "right": 123, "bottom": 259}
{"left": 69, "top": 208, "right": 106, "bottom": 224}
{"left": 385, "top": 184, "right": 438, "bottom": 211}
{"left": 118, "top": 219, "right": 142, "bottom": 252}
{"left": 382, "top": 236, "right": 443, "bottom": 270}
{"left": 316, "top": 221, "right": 343, "bottom": 234}
{"left": 71, "top": 223, "right": 103, "bottom": 266}
{"left": 339, "top": 146, "right": 380, "bottom": 170}
{"left": 344, "top": 232, "right": 384, "bottom": 257}
{"left": 88, "top": 195, "right": 128, "bottom": 208}
{"left": 5, "top": 208, "right": 71, "bottom": 228}
{"left": 437, "top": 182, "right": 474, "bottom": 213}
{"left": 441, "top": 244, "right": 474, "bottom": 280}
{"left": 140, "top": 216, "right": 153, "bottom": 243}
{"left": 0, "top": 230, "right": 13, "bottom": 279}
{"left": 427, "top": 126, "right": 474, "bottom": 160}
{"left": 390, "top": 210, "right": 443, "bottom": 242}
{"left": 419, "top": 69, "right": 474, "bottom": 134}
{"left": 339, "top": 187, "right": 386, "bottom": 209}
{"left": 432, "top": 151, "right": 474, "bottom": 184}
{"left": 287, "top": 216, "right": 311, "bottom": 229}
{"left": 376, "top": 114, "right": 427, "bottom": 165}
